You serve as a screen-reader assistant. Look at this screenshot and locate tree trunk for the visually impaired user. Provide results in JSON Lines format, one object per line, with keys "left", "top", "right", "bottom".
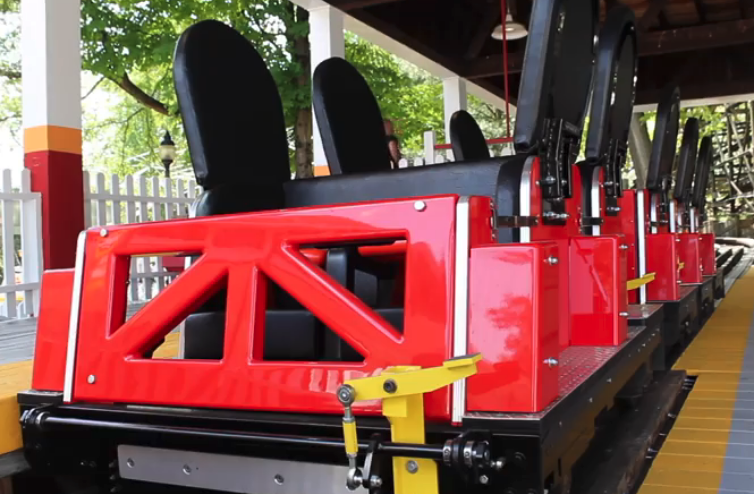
{"left": 294, "top": 107, "right": 314, "bottom": 178}
{"left": 291, "top": 6, "right": 314, "bottom": 179}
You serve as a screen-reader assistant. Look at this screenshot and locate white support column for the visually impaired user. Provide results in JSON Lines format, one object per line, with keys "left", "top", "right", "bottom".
{"left": 309, "top": 5, "right": 345, "bottom": 176}
{"left": 443, "top": 77, "right": 467, "bottom": 143}
{"left": 21, "top": 0, "right": 84, "bottom": 269}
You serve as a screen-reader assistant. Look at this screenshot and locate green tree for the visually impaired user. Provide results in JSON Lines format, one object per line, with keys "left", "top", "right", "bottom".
{"left": 0, "top": 1, "right": 511, "bottom": 177}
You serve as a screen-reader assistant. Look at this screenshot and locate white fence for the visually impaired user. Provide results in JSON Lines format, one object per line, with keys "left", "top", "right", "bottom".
{"left": 84, "top": 171, "right": 199, "bottom": 304}
{"left": 421, "top": 130, "right": 515, "bottom": 164}
{"left": 0, "top": 169, "right": 42, "bottom": 319}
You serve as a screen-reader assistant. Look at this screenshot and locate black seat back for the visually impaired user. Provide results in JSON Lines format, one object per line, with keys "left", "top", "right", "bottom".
{"left": 581, "top": 6, "right": 637, "bottom": 214}
{"left": 692, "top": 135, "right": 713, "bottom": 210}
{"left": 174, "top": 19, "right": 290, "bottom": 217}
{"left": 646, "top": 86, "right": 681, "bottom": 193}
{"left": 313, "top": 57, "right": 393, "bottom": 175}
{"left": 514, "top": 0, "right": 597, "bottom": 153}
{"left": 585, "top": 6, "right": 637, "bottom": 167}
{"left": 450, "top": 110, "right": 490, "bottom": 161}
{"left": 674, "top": 118, "right": 699, "bottom": 204}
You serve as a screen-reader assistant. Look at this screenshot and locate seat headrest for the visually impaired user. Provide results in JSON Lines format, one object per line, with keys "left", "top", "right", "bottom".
{"left": 692, "top": 135, "right": 713, "bottom": 209}
{"left": 585, "top": 6, "right": 637, "bottom": 164}
{"left": 313, "top": 57, "right": 393, "bottom": 175}
{"left": 646, "top": 85, "right": 681, "bottom": 192}
{"left": 514, "top": 0, "right": 599, "bottom": 152}
{"left": 673, "top": 118, "right": 700, "bottom": 203}
{"left": 450, "top": 110, "right": 490, "bottom": 162}
{"left": 174, "top": 20, "right": 290, "bottom": 190}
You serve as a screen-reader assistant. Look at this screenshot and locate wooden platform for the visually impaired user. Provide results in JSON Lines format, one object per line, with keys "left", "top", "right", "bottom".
{"left": 638, "top": 266, "right": 754, "bottom": 494}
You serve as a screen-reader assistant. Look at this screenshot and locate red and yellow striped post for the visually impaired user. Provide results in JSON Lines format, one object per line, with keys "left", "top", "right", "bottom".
{"left": 22, "top": 0, "right": 84, "bottom": 269}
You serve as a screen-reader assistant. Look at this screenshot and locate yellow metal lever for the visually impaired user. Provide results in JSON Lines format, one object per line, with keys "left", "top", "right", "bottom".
{"left": 337, "top": 354, "right": 481, "bottom": 494}
{"left": 627, "top": 272, "right": 656, "bottom": 291}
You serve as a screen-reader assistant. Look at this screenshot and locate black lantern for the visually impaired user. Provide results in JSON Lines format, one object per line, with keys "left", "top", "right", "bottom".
{"left": 159, "top": 131, "right": 177, "bottom": 178}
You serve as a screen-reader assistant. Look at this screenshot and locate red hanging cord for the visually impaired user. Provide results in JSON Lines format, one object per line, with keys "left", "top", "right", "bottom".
{"left": 501, "top": 0, "right": 512, "bottom": 139}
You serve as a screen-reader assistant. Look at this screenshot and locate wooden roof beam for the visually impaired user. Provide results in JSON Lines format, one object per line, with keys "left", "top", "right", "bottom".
{"left": 462, "top": 18, "right": 754, "bottom": 78}
{"left": 638, "top": 0, "right": 669, "bottom": 30}
{"left": 327, "top": 0, "right": 407, "bottom": 11}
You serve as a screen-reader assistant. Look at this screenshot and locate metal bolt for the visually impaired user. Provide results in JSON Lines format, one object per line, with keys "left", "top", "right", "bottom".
{"left": 619, "top": 244, "right": 629, "bottom": 250}
{"left": 414, "top": 201, "right": 427, "bottom": 212}
{"left": 607, "top": 378, "right": 612, "bottom": 383}
{"left": 546, "top": 256, "right": 559, "bottom": 266}
{"left": 383, "top": 379, "right": 398, "bottom": 394}
{"left": 544, "top": 357, "right": 559, "bottom": 367}
{"left": 87, "top": 375, "right": 96, "bottom": 384}
{"left": 274, "top": 474, "right": 284, "bottom": 485}
{"left": 491, "top": 458, "right": 506, "bottom": 471}
{"left": 607, "top": 206, "right": 621, "bottom": 213}
{"left": 406, "top": 460, "right": 419, "bottom": 474}
{"left": 337, "top": 385, "right": 355, "bottom": 405}
{"left": 183, "top": 465, "right": 192, "bottom": 475}
{"left": 126, "top": 458, "right": 135, "bottom": 468}
{"left": 589, "top": 398, "right": 593, "bottom": 403}
{"left": 100, "top": 229, "right": 108, "bottom": 237}
{"left": 369, "top": 475, "right": 383, "bottom": 488}
{"left": 479, "top": 474, "right": 490, "bottom": 485}
{"left": 619, "top": 311, "right": 629, "bottom": 317}
{"left": 543, "top": 175, "right": 557, "bottom": 185}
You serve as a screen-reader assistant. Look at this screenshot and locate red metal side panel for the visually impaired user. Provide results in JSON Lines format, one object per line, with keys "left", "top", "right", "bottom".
{"left": 699, "top": 233, "right": 716, "bottom": 275}
{"left": 569, "top": 236, "right": 628, "bottom": 346}
{"left": 646, "top": 234, "right": 680, "bottom": 301}
{"left": 31, "top": 269, "right": 74, "bottom": 391}
{"left": 71, "top": 196, "right": 463, "bottom": 420}
{"left": 529, "top": 159, "right": 579, "bottom": 350}
{"left": 467, "top": 242, "right": 560, "bottom": 413}
{"left": 678, "top": 233, "right": 703, "bottom": 283}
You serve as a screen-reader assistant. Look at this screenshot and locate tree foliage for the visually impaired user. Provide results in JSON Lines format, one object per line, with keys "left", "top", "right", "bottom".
{"left": 0, "top": 0, "right": 511, "bottom": 177}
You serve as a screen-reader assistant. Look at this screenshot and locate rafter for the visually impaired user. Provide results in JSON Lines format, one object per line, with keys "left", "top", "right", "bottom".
{"left": 327, "top": 0, "right": 407, "bottom": 11}
{"left": 693, "top": 0, "right": 707, "bottom": 23}
{"left": 462, "top": 18, "right": 754, "bottom": 78}
{"left": 464, "top": 1, "right": 502, "bottom": 60}
{"left": 638, "top": 0, "right": 669, "bottom": 30}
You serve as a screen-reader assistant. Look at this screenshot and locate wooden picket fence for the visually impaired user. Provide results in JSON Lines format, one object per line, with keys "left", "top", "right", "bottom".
{"left": 84, "top": 171, "right": 199, "bottom": 303}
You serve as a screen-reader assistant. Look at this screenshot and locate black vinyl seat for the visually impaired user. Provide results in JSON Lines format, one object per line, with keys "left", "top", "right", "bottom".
{"left": 693, "top": 136, "right": 713, "bottom": 212}
{"left": 646, "top": 86, "right": 681, "bottom": 194}
{"left": 674, "top": 118, "right": 700, "bottom": 205}
{"left": 579, "top": 6, "right": 637, "bottom": 221}
{"left": 175, "top": 20, "right": 341, "bottom": 362}
{"left": 313, "top": 58, "right": 393, "bottom": 175}
{"left": 449, "top": 110, "right": 491, "bottom": 162}
{"left": 176, "top": 0, "right": 599, "bottom": 362}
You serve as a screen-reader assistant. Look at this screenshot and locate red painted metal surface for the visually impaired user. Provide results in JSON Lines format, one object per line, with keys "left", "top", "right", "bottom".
{"left": 569, "top": 236, "right": 628, "bottom": 346}
{"left": 678, "top": 233, "right": 703, "bottom": 283}
{"left": 646, "top": 233, "right": 681, "bottom": 301}
{"left": 467, "top": 242, "right": 560, "bottom": 413}
{"left": 31, "top": 269, "right": 74, "bottom": 391}
{"left": 528, "top": 158, "right": 583, "bottom": 350}
{"left": 71, "top": 196, "right": 469, "bottom": 419}
{"left": 699, "top": 233, "right": 716, "bottom": 275}
{"left": 602, "top": 190, "right": 639, "bottom": 286}
{"left": 25, "top": 150, "right": 85, "bottom": 269}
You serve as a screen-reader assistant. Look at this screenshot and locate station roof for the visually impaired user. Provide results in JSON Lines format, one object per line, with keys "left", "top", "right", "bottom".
{"left": 323, "top": 0, "right": 754, "bottom": 105}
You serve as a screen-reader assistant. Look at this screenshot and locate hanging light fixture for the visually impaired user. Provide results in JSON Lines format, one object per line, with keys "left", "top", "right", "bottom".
{"left": 491, "top": 13, "right": 528, "bottom": 41}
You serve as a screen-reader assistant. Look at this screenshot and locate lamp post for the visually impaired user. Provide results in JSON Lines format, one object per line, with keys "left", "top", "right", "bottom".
{"left": 159, "top": 131, "right": 177, "bottom": 178}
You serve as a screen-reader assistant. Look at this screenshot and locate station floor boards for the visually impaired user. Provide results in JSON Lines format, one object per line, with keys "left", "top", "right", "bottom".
{"left": 0, "top": 333, "right": 180, "bottom": 460}
{"left": 639, "top": 267, "right": 754, "bottom": 494}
